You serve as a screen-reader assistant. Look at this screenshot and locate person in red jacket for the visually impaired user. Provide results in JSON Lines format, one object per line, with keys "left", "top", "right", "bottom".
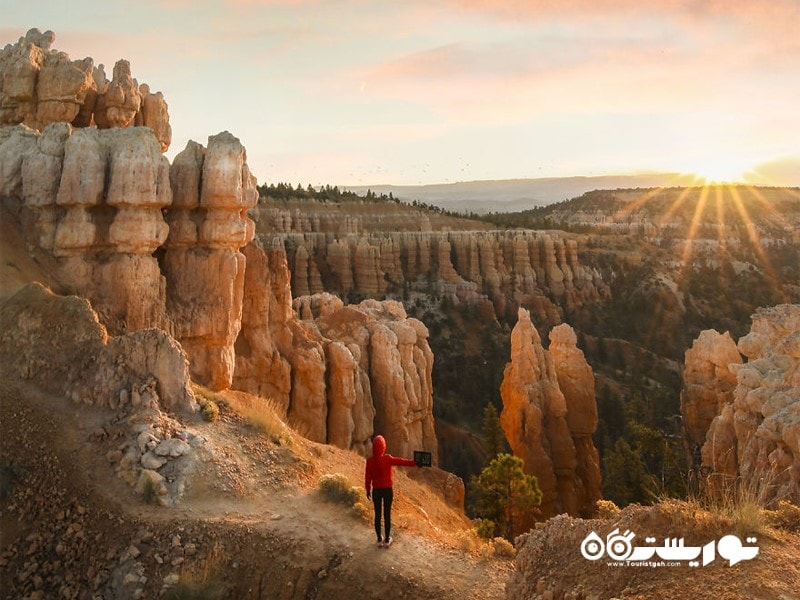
{"left": 364, "top": 434, "right": 417, "bottom": 547}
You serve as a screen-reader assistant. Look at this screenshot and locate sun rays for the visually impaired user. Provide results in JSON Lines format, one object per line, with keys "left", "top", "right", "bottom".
{"left": 614, "top": 182, "right": 796, "bottom": 305}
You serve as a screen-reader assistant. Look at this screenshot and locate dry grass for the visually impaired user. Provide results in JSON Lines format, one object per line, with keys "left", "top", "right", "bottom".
{"left": 682, "top": 473, "right": 779, "bottom": 537}
{"left": 163, "top": 543, "right": 226, "bottom": 600}
{"left": 224, "top": 393, "right": 292, "bottom": 446}
{"left": 318, "top": 473, "right": 361, "bottom": 506}
{"left": 765, "top": 500, "right": 800, "bottom": 532}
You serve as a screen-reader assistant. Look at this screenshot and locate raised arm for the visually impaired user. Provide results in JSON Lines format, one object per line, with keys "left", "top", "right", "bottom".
{"left": 389, "top": 456, "right": 417, "bottom": 467}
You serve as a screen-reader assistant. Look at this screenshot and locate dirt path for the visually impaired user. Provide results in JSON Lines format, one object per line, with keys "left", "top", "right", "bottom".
{"left": 0, "top": 379, "right": 512, "bottom": 599}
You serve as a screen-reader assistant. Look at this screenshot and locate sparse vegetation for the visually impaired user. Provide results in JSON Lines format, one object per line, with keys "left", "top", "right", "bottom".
{"left": 682, "top": 473, "right": 787, "bottom": 537}
{"left": 163, "top": 544, "right": 226, "bottom": 600}
{"left": 226, "top": 394, "right": 292, "bottom": 445}
{"left": 191, "top": 384, "right": 222, "bottom": 422}
{"left": 766, "top": 500, "right": 800, "bottom": 532}
{"left": 140, "top": 474, "right": 158, "bottom": 505}
{"left": 470, "top": 453, "right": 542, "bottom": 541}
{"left": 317, "top": 473, "right": 361, "bottom": 507}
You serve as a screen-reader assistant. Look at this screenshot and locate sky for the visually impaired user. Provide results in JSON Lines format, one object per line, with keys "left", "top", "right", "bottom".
{"left": 3, "top": 0, "right": 800, "bottom": 187}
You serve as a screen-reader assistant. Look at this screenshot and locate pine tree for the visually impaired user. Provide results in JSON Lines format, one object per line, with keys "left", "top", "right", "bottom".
{"left": 472, "top": 453, "right": 542, "bottom": 540}
{"left": 482, "top": 403, "right": 508, "bottom": 459}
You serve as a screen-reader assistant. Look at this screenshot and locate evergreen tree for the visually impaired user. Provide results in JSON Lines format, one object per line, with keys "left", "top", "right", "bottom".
{"left": 482, "top": 403, "right": 508, "bottom": 459}
{"left": 472, "top": 453, "right": 542, "bottom": 540}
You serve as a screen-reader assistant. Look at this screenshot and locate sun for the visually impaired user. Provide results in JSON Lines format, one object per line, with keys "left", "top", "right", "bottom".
{"left": 687, "top": 158, "right": 752, "bottom": 184}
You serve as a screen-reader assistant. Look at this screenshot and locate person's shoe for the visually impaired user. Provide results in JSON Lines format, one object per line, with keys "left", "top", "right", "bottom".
{"left": 376, "top": 539, "right": 384, "bottom": 548}
{"left": 383, "top": 537, "right": 393, "bottom": 548}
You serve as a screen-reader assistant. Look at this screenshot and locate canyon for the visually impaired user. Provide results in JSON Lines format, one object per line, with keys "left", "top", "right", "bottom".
{"left": 0, "top": 30, "right": 437, "bottom": 466}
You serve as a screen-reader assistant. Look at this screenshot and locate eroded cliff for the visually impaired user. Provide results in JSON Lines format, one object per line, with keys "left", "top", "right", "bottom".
{"left": 0, "top": 31, "right": 438, "bottom": 460}
{"left": 681, "top": 305, "right": 800, "bottom": 504}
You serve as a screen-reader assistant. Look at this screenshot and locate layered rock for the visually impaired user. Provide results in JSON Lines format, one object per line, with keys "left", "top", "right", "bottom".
{"left": 0, "top": 28, "right": 171, "bottom": 150}
{"left": 0, "top": 123, "right": 172, "bottom": 332}
{"left": 681, "top": 305, "right": 800, "bottom": 504}
{"left": 233, "top": 237, "right": 438, "bottom": 459}
{"left": 0, "top": 282, "right": 194, "bottom": 413}
{"left": 280, "top": 229, "right": 608, "bottom": 324}
{"left": 164, "top": 132, "right": 258, "bottom": 390}
{"left": 500, "top": 308, "right": 601, "bottom": 517}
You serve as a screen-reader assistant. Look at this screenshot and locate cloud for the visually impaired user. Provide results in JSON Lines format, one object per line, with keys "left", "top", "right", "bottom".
{"left": 747, "top": 156, "right": 800, "bottom": 187}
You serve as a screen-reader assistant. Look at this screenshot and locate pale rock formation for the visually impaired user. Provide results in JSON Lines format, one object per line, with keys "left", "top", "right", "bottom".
{"left": 21, "top": 122, "right": 71, "bottom": 251}
{"left": 1, "top": 29, "right": 171, "bottom": 150}
{"left": 136, "top": 83, "right": 172, "bottom": 152}
{"left": 164, "top": 132, "right": 257, "bottom": 390}
{"left": 0, "top": 125, "right": 39, "bottom": 202}
{"left": 500, "top": 308, "right": 602, "bottom": 517}
{"left": 53, "top": 126, "right": 171, "bottom": 332}
{"left": 680, "top": 329, "right": 742, "bottom": 469}
{"left": 682, "top": 305, "right": 800, "bottom": 504}
{"left": 233, "top": 240, "right": 437, "bottom": 459}
{"left": 92, "top": 59, "right": 140, "bottom": 128}
{"left": 549, "top": 323, "right": 602, "bottom": 517}
{"left": 0, "top": 124, "right": 172, "bottom": 332}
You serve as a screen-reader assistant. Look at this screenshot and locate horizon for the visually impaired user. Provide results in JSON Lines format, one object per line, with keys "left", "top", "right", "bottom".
{"left": 3, "top": 1, "right": 800, "bottom": 188}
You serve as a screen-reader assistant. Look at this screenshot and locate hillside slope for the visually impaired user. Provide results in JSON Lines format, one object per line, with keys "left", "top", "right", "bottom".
{"left": 0, "top": 377, "right": 512, "bottom": 599}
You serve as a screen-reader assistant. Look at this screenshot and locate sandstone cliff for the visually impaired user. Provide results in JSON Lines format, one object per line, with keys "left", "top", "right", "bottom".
{"left": 0, "top": 28, "right": 171, "bottom": 150}
{"left": 499, "top": 308, "right": 601, "bottom": 517}
{"left": 681, "top": 305, "right": 800, "bottom": 504}
{"left": 233, "top": 239, "right": 438, "bottom": 460}
{"left": 680, "top": 329, "right": 742, "bottom": 469}
{"left": 1, "top": 28, "right": 441, "bottom": 471}
{"left": 276, "top": 229, "right": 608, "bottom": 325}
{"left": 2, "top": 112, "right": 437, "bottom": 464}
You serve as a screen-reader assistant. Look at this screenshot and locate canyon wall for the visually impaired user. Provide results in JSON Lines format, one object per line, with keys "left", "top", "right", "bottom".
{"left": 681, "top": 304, "right": 800, "bottom": 504}
{"left": 0, "top": 121, "right": 438, "bottom": 459}
{"left": 0, "top": 30, "right": 438, "bottom": 459}
{"left": 274, "top": 229, "right": 608, "bottom": 324}
{"left": 499, "top": 308, "right": 601, "bottom": 518}
{"left": 233, "top": 239, "right": 438, "bottom": 460}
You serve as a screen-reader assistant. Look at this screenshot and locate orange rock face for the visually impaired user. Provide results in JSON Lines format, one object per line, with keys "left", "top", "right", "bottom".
{"left": 680, "top": 329, "right": 742, "bottom": 469}
{"left": 500, "top": 309, "right": 601, "bottom": 517}
{"left": 233, "top": 240, "right": 438, "bottom": 460}
{"left": 276, "top": 228, "right": 608, "bottom": 326}
{"left": 549, "top": 323, "right": 602, "bottom": 517}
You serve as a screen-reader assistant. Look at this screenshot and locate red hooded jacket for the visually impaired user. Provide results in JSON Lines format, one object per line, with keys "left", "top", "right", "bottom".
{"left": 364, "top": 435, "right": 416, "bottom": 491}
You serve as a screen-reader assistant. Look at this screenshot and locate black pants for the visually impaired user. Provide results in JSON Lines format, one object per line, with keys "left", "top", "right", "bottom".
{"left": 372, "top": 487, "right": 393, "bottom": 541}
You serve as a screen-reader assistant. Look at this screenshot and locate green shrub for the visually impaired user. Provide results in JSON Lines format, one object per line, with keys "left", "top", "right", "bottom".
{"left": 318, "top": 473, "right": 360, "bottom": 506}
{"left": 475, "top": 518, "right": 497, "bottom": 540}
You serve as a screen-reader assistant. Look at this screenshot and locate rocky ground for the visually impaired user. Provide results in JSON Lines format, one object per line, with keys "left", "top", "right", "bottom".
{"left": 508, "top": 500, "right": 800, "bottom": 600}
{"left": 0, "top": 378, "right": 513, "bottom": 600}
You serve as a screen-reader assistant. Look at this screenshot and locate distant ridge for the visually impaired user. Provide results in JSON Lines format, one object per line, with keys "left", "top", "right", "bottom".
{"left": 346, "top": 173, "right": 704, "bottom": 213}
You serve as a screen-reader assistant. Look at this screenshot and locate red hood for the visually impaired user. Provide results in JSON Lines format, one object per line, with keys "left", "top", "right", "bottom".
{"left": 372, "top": 435, "right": 386, "bottom": 457}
